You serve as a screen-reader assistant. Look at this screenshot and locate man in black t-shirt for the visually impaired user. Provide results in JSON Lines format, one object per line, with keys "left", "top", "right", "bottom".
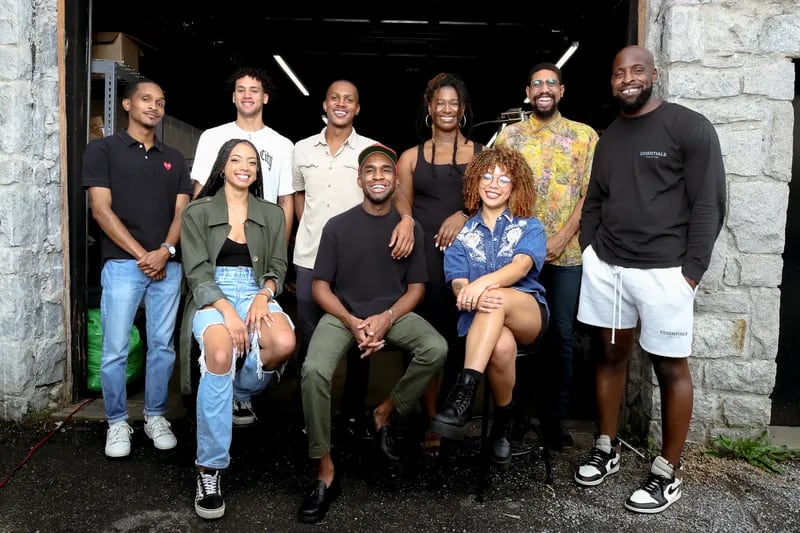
{"left": 574, "top": 46, "right": 726, "bottom": 514}
{"left": 82, "top": 79, "right": 193, "bottom": 459}
{"left": 297, "top": 144, "right": 447, "bottom": 524}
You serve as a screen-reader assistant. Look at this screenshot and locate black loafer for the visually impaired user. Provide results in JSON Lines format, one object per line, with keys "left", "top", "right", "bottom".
{"left": 376, "top": 425, "right": 400, "bottom": 462}
{"left": 297, "top": 478, "right": 340, "bottom": 524}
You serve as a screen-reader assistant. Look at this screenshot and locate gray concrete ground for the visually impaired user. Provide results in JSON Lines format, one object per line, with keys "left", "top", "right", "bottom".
{"left": 1, "top": 370, "right": 799, "bottom": 533}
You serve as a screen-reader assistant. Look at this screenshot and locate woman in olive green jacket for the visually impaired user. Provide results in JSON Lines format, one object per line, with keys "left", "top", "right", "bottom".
{"left": 180, "top": 138, "right": 295, "bottom": 520}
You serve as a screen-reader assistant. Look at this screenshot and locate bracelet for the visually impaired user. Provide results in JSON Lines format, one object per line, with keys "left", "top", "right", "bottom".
{"left": 402, "top": 214, "right": 415, "bottom": 226}
{"left": 460, "top": 208, "right": 470, "bottom": 219}
{"left": 257, "top": 287, "right": 274, "bottom": 301}
{"left": 386, "top": 308, "right": 394, "bottom": 326}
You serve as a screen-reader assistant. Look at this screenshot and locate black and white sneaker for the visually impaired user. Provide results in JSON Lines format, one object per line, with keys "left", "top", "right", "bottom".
{"left": 574, "top": 434, "right": 621, "bottom": 486}
{"left": 195, "top": 470, "right": 225, "bottom": 520}
{"left": 233, "top": 399, "right": 256, "bottom": 426}
{"left": 625, "top": 456, "right": 683, "bottom": 514}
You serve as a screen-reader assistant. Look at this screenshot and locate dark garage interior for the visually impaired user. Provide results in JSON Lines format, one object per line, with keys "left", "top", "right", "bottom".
{"left": 90, "top": 2, "right": 634, "bottom": 150}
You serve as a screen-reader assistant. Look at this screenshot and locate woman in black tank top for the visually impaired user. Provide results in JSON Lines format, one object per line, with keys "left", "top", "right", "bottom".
{"left": 395, "top": 73, "right": 486, "bottom": 458}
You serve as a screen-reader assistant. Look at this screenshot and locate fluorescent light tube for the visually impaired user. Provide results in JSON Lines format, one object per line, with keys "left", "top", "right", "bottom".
{"left": 556, "top": 41, "right": 579, "bottom": 68}
{"left": 273, "top": 55, "right": 309, "bottom": 96}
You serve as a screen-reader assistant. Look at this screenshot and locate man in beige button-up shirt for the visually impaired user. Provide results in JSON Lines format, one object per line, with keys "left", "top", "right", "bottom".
{"left": 292, "top": 80, "right": 416, "bottom": 391}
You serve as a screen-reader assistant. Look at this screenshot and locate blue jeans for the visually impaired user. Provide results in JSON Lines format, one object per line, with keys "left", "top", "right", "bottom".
{"left": 100, "top": 259, "right": 182, "bottom": 424}
{"left": 538, "top": 264, "right": 582, "bottom": 420}
{"left": 193, "top": 266, "right": 294, "bottom": 469}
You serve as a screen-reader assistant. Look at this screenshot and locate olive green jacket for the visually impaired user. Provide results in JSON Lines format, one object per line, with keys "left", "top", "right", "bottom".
{"left": 178, "top": 188, "right": 287, "bottom": 395}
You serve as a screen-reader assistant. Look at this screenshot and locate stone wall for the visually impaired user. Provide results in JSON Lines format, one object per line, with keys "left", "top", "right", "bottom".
{"left": 625, "top": 0, "right": 799, "bottom": 444}
{"left": 0, "top": 0, "right": 67, "bottom": 420}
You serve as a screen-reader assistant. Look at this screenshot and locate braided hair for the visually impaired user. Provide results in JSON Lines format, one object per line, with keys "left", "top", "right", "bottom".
{"left": 196, "top": 138, "right": 264, "bottom": 200}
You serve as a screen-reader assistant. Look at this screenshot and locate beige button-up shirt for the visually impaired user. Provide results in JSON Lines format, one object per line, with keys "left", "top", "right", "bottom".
{"left": 292, "top": 128, "right": 377, "bottom": 269}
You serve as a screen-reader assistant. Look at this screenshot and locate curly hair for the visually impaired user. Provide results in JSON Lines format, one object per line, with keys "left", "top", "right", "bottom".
{"left": 462, "top": 148, "right": 536, "bottom": 218}
{"left": 227, "top": 66, "right": 276, "bottom": 97}
{"left": 196, "top": 138, "right": 264, "bottom": 200}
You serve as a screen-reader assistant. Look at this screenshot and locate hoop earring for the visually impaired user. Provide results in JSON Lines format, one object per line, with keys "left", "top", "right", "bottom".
{"left": 220, "top": 170, "right": 225, "bottom": 180}
{"left": 459, "top": 115, "right": 466, "bottom": 128}
{"left": 425, "top": 114, "right": 432, "bottom": 128}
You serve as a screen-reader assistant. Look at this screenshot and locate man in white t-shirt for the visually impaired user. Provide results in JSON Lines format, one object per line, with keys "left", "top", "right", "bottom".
{"left": 191, "top": 67, "right": 294, "bottom": 246}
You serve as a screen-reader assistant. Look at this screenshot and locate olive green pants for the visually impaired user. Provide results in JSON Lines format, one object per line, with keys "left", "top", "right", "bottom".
{"left": 301, "top": 312, "right": 447, "bottom": 458}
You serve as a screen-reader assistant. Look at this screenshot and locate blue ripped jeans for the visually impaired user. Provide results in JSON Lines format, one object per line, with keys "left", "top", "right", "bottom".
{"left": 192, "top": 266, "right": 293, "bottom": 469}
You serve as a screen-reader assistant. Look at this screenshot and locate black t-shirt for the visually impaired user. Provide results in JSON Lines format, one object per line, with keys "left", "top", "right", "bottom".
{"left": 580, "top": 102, "right": 726, "bottom": 282}
{"left": 82, "top": 131, "right": 194, "bottom": 262}
{"left": 313, "top": 205, "right": 427, "bottom": 318}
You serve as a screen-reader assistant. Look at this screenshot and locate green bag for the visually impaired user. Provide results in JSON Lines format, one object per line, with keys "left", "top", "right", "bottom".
{"left": 86, "top": 308, "right": 145, "bottom": 391}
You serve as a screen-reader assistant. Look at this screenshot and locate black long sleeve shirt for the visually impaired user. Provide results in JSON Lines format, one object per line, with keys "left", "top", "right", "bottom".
{"left": 580, "top": 102, "right": 726, "bottom": 283}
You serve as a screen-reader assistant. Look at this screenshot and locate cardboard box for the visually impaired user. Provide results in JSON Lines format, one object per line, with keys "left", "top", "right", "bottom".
{"left": 91, "top": 32, "right": 140, "bottom": 71}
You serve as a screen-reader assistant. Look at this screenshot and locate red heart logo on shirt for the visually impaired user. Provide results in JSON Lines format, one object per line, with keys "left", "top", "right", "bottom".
{"left": 163, "top": 162, "right": 172, "bottom": 171}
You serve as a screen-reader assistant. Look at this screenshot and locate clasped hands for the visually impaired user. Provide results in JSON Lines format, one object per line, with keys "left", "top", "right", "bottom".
{"left": 457, "top": 282, "right": 503, "bottom": 313}
{"left": 136, "top": 248, "right": 169, "bottom": 280}
{"left": 349, "top": 312, "right": 392, "bottom": 358}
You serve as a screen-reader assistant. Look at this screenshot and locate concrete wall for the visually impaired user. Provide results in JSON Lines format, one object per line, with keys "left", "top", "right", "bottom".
{"left": 0, "top": 0, "right": 68, "bottom": 420}
{"left": 623, "top": 0, "right": 798, "bottom": 444}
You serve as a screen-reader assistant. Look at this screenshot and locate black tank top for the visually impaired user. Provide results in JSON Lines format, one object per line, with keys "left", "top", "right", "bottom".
{"left": 216, "top": 238, "right": 252, "bottom": 267}
{"left": 412, "top": 142, "right": 483, "bottom": 235}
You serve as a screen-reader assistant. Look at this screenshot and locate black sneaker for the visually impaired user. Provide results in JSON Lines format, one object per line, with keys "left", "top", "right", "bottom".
{"left": 195, "top": 470, "right": 225, "bottom": 520}
{"left": 233, "top": 399, "right": 256, "bottom": 426}
{"left": 624, "top": 456, "right": 683, "bottom": 514}
{"left": 574, "top": 435, "right": 621, "bottom": 486}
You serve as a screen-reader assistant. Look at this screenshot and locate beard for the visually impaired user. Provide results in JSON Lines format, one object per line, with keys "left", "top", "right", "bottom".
{"left": 615, "top": 83, "right": 653, "bottom": 114}
{"left": 532, "top": 95, "right": 557, "bottom": 119}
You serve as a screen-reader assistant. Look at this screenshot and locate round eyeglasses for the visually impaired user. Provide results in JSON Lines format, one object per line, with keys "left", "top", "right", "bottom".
{"left": 530, "top": 78, "right": 560, "bottom": 88}
{"left": 481, "top": 173, "right": 512, "bottom": 187}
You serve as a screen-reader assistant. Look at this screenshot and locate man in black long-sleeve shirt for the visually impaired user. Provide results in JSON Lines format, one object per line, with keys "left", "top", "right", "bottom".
{"left": 573, "top": 46, "right": 725, "bottom": 515}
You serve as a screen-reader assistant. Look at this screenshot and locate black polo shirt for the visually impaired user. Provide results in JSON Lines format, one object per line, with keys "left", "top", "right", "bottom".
{"left": 82, "top": 130, "right": 193, "bottom": 263}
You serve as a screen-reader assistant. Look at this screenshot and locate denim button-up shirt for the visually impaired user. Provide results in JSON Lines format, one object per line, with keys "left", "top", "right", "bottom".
{"left": 444, "top": 209, "right": 548, "bottom": 336}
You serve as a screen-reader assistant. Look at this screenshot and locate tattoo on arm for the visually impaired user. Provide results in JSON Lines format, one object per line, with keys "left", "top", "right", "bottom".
{"left": 453, "top": 282, "right": 463, "bottom": 295}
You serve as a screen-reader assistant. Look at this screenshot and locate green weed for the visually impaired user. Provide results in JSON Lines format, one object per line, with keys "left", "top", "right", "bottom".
{"left": 705, "top": 430, "right": 798, "bottom": 474}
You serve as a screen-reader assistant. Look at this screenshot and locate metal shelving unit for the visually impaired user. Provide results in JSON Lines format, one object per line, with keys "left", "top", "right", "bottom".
{"left": 89, "top": 59, "right": 162, "bottom": 138}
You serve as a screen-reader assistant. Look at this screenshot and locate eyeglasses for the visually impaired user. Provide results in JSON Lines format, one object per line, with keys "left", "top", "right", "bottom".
{"left": 481, "top": 173, "right": 512, "bottom": 187}
{"left": 530, "top": 78, "right": 560, "bottom": 88}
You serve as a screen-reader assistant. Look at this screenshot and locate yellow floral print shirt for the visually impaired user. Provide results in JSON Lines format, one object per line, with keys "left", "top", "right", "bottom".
{"left": 495, "top": 112, "right": 599, "bottom": 266}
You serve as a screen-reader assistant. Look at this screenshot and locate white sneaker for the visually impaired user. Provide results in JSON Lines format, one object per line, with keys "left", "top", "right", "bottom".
{"left": 624, "top": 455, "right": 683, "bottom": 514}
{"left": 574, "top": 434, "right": 621, "bottom": 486}
{"left": 144, "top": 415, "right": 177, "bottom": 450}
{"left": 105, "top": 421, "right": 133, "bottom": 458}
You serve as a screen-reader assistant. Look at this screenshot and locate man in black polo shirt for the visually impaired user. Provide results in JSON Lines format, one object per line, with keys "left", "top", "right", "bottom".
{"left": 82, "top": 79, "right": 193, "bottom": 459}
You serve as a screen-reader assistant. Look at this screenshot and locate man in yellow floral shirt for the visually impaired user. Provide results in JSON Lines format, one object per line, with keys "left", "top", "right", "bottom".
{"left": 494, "top": 62, "right": 598, "bottom": 450}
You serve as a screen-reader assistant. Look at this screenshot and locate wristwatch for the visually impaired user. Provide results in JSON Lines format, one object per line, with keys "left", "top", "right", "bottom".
{"left": 160, "top": 242, "right": 176, "bottom": 257}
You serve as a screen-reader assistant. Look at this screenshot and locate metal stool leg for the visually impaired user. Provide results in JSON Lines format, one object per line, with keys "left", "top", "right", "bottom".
{"left": 476, "top": 381, "right": 492, "bottom": 501}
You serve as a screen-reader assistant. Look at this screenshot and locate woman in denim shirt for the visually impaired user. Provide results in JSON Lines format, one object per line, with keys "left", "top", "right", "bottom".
{"left": 430, "top": 148, "right": 548, "bottom": 470}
